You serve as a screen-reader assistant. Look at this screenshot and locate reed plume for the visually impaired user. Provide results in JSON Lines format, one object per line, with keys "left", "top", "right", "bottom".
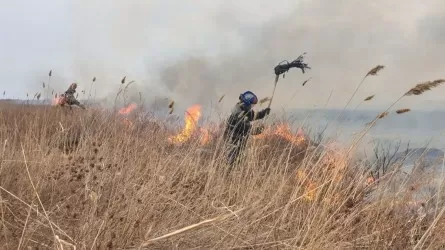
{"left": 396, "top": 108, "right": 411, "bottom": 114}
{"left": 88, "top": 77, "right": 97, "bottom": 102}
{"left": 121, "top": 76, "right": 126, "bottom": 84}
{"left": 377, "top": 111, "right": 388, "bottom": 119}
{"left": 168, "top": 100, "right": 175, "bottom": 109}
{"left": 218, "top": 94, "right": 225, "bottom": 103}
{"left": 352, "top": 78, "right": 444, "bottom": 154}
{"left": 364, "top": 95, "right": 375, "bottom": 101}
{"left": 365, "top": 111, "right": 389, "bottom": 126}
{"left": 340, "top": 65, "right": 385, "bottom": 117}
{"left": 366, "top": 65, "right": 385, "bottom": 77}
{"left": 404, "top": 79, "right": 445, "bottom": 96}
{"left": 47, "top": 70, "right": 52, "bottom": 102}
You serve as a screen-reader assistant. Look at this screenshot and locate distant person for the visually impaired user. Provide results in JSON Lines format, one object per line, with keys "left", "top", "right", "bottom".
{"left": 223, "top": 91, "right": 271, "bottom": 166}
{"left": 62, "top": 83, "right": 85, "bottom": 109}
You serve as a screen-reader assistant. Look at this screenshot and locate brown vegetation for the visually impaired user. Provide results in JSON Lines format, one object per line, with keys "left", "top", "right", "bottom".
{"left": 0, "top": 102, "right": 444, "bottom": 249}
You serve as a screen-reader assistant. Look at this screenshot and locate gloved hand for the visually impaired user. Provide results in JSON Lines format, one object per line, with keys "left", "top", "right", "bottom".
{"left": 263, "top": 108, "right": 271, "bottom": 116}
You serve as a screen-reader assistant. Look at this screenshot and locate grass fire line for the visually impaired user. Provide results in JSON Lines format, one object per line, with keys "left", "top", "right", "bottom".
{"left": 1, "top": 77, "right": 445, "bottom": 248}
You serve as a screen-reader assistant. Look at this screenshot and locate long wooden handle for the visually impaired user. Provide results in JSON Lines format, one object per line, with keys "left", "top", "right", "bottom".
{"left": 267, "top": 74, "right": 280, "bottom": 109}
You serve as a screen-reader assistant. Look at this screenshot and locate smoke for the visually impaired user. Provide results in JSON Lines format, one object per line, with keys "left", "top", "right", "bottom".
{"left": 12, "top": 0, "right": 445, "bottom": 114}
{"left": 147, "top": 0, "right": 445, "bottom": 114}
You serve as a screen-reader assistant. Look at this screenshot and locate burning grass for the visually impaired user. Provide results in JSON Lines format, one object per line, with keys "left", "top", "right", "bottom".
{"left": 0, "top": 102, "right": 444, "bottom": 249}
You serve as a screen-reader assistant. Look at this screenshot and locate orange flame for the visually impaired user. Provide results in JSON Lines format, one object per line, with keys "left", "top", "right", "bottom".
{"left": 119, "top": 103, "right": 137, "bottom": 115}
{"left": 366, "top": 176, "right": 375, "bottom": 185}
{"left": 199, "top": 127, "right": 210, "bottom": 146}
{"left": 296, "top": 169, "right": 317, "bottom": 201}
{"left": 168, "top": 104, "right": 202, "bottom": 144}
{"left": 52, "top": 95, "right": 66, "bottom": 106}
{"left": 254, "top": 123, "right": 306, "bottom": 145}
{"left": 118, "top": 103, "right": 137, "bottom": 129}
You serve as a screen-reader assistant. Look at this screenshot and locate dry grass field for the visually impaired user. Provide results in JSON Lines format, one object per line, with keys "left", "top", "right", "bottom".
{"left": 1, "top": 71, "right": 445, "bottom": 249}
{"left": 0, "top": 98, "right": 444, "bottom": 250}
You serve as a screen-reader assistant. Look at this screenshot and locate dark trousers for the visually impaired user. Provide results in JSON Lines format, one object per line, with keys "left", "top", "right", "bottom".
{"left": 65, "top": 95, "right": 80, "bottom": 106}
{"left": 226, "top": 136, "right": 248, "bottom": 166}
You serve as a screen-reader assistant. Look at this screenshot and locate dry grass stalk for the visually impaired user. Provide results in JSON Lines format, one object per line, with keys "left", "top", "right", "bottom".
{"left": 141, "top": 211, "right": 241, "bottom": 246}
{"left": 404, "top": 79, "right": 445, "bottom": 96}
{"left": 42, "top": 82, "right": 45, "bottom": 88}
{"left": 218, "top": 94, "right": 225, "bottom": 103}
{"left": 366, "top": 65, "right": 385, "bottom": 77}
{"left": 396, "top": 108, "right": 411, "bottom": 114}
{"left": 20, "top": 145, "right": 57, "bottom": 242}
{"left": 55, "top": 235, "right": 76, "bottom": 250}
{"left": 169, "top": 107, "right": 174, "bottom": 114}
{"left": 364, "top": 95, "right": 375, "bottom": 101}
{"left": 339, "top": 64, "right": 385, "bottom": 116}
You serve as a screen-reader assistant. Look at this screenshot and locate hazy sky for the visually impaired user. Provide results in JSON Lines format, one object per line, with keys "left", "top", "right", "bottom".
{"left": 1, "top": 0, "right": 445, "bottom": 112}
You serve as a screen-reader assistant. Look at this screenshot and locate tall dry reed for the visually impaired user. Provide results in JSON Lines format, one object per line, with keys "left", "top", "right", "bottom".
{"left": 0, "top": 102, "right": 443, "bottom": 249}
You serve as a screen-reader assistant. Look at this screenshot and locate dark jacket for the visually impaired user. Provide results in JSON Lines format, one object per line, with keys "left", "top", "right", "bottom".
{"left": 224, "top": 103, "right": 269, "bottom": 142}
{"left": 65, "top": 87, "right": 76, "bottom": 97}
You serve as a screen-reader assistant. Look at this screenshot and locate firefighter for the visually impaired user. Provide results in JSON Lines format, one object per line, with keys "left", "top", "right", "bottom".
{"left": 63, "top": 83, "right": 85, "bottom": 109}
{"left": 223, "top": 91, "right": 270, "bottom": 166}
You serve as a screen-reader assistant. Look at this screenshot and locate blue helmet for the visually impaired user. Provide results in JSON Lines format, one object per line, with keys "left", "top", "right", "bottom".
{"left": 239, "top": 91, "right": 258, "bottom": 106}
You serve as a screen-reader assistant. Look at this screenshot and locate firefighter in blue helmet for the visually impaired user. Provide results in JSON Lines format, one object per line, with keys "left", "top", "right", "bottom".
{"left": 223, "top": 91, "right": 271, "bottom": 166}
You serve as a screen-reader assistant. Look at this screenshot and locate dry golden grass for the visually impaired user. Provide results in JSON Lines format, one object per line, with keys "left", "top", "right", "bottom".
{"left": 0, "top": 102, "right": 444, "bottom": 249}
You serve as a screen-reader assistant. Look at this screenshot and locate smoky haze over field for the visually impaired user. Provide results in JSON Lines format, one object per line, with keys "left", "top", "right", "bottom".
{"left": 1, "top": 0, "right": 445, "bottom": 113}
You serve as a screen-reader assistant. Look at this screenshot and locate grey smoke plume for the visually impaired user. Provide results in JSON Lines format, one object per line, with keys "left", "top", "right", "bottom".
{"left": 150, "top": 0, "right": 445, "bottom": 114}
{"left": 23, "top": 0, "right": 445, "bottom": 114}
